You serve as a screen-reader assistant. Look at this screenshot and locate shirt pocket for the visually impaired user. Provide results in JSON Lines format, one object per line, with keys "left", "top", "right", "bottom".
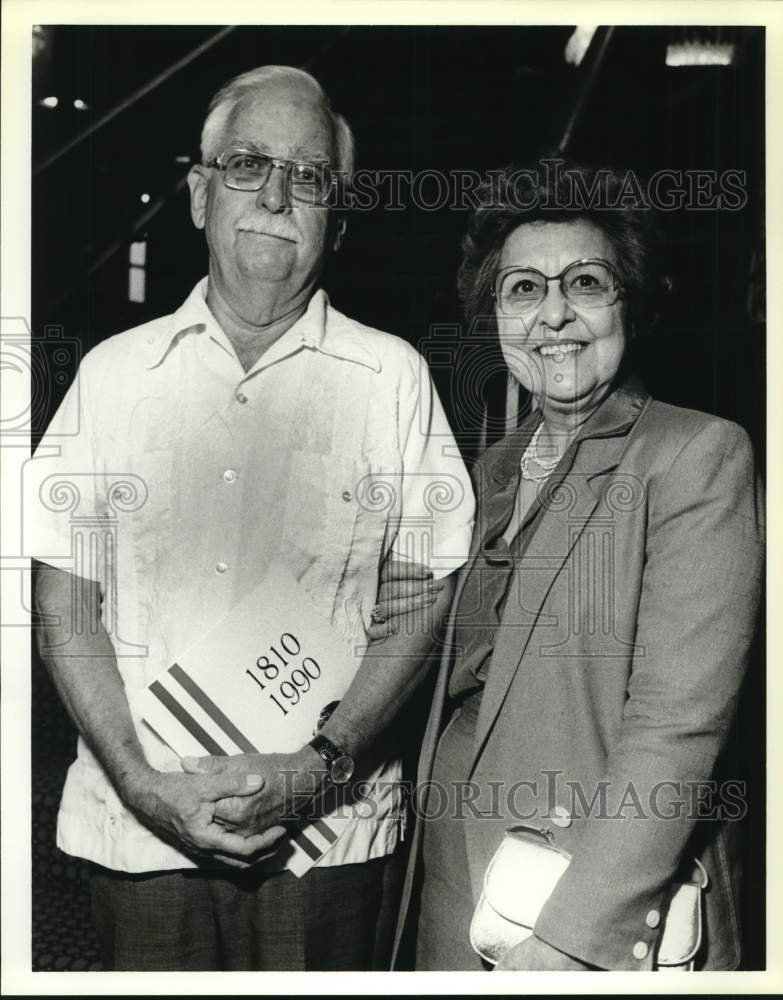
{"left": 350, "top": 449, "right": 404, "bottom": 567}
{"left": 103, "top": 442, "right": 176, "bottom": 601}
{"left": 281, "top": 448, "right": 401, "bottom": 621}
{"left": 112, "top": 394, "right": 178, "bottom": 543}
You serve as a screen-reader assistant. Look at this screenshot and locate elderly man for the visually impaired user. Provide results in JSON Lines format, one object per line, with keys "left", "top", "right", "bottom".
{"left": 31, "top": 65, "right": 474, "bottom": 971}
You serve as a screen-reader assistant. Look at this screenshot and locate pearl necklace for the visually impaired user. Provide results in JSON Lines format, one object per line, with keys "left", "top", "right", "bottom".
{"left": 520, "top": 422, "right": 561, "bottom": 482}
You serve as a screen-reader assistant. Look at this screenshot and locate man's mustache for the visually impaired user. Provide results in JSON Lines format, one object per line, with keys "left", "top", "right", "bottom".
{"left": 236, "top": 218, "right": 300, "bottom": 243}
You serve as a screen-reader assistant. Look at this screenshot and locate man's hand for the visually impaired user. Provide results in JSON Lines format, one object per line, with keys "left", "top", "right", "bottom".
{"left": 366, "top": 558, "right": 444, "bottom": 642}
{"left": 125, "top": 767, "right": 287, "bottom": 868}
{"left": 34, "top": 564, "right": 285, "bottom": 869}
{"left": 495, "top": 935, "right": 594, "bottom": 971}
{"left": 181, "top": 748, "right": 325, "bottom": 836}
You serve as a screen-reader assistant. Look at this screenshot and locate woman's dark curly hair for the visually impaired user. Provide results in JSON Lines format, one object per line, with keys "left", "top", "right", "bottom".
{"left": 457, "top": 158, "right": 665, "bottom": 338}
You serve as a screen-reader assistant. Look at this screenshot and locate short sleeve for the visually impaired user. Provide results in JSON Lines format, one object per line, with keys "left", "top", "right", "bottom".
{"left": 389, "top": 354, "right": 475, "bottom": 578}
{"left": 25, "top": 360, "right": 107, "bottom": 585}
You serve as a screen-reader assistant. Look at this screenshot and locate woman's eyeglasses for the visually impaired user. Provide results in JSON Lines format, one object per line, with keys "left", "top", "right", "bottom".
{"left": 493, "top": 258, "right": 623, "bottom": 314}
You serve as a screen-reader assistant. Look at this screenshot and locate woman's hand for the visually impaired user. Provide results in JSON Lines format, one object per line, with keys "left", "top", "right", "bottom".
{"left": 495, "top": 935, "right": 594, "bottom": 971}
{"left": 366, "top": 557, "right": 445, "bottom": 641}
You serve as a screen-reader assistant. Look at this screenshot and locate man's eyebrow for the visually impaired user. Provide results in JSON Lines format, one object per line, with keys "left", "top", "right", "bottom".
{"left": 227, "top": 137, "right": 331, "bottom": 161}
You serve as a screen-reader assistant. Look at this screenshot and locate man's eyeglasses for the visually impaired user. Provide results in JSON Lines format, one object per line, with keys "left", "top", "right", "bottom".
{"left": 204, "top": 148, "right": 335, "bottom": 204}
{"left": 492, "top": 258, "right": 623, "bottom": 315}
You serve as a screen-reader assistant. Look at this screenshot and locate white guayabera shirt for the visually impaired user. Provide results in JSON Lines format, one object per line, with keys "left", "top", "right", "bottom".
{"left": 29, "top": 279, "right": 475, "bottom": 873}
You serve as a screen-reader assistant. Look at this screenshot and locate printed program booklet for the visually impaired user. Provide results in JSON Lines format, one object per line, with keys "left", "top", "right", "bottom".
{"left": 138, "top": 562, "right": 359, "bottom": 875}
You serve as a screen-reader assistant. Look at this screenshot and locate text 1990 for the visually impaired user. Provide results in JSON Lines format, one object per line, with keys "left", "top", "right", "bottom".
{"left": 245, "top": 633, "right": 321, "bottom": 716}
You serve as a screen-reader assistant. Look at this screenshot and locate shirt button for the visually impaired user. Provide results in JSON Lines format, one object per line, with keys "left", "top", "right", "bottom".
{"left": 632, "top": 941, "right": 649, "bottom": 961}
{"left": 223, "top": 469, "right": 237, "bottom": 483}
{"left": 341, "top": 490, "right": 352, "bottom": 502}
{"left": 215, "top": 561, "right": 228, "bottom": 574}
{"left": 551, "top": 805, "right": 572, "bottom": 828}
{"left": 236, "top": 391, "right": 248, "bottom": 404}
{"left": 645, "top": 909, "right": 661, "bottom": 929}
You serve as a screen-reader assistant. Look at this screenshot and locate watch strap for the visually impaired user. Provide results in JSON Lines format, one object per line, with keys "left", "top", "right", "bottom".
{"left": 309, "top": 733, "right": 342, "bottom": 766}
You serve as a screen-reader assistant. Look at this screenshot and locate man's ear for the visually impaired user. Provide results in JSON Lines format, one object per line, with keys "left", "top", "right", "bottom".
{"left": 332, "top": 217, "right": 347, "bottom": 252}
{"left": 187, "top": 165, "right": 209, "bottom": 230}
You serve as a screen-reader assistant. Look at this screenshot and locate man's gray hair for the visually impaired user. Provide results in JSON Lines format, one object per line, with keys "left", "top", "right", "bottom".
{"left": 200, "top": 65, "right": 355, "bottom": 177}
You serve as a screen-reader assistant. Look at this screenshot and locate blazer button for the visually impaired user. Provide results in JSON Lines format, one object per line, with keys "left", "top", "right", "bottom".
{"left": 645, "top": 909, "right": 661, "bottom": 929}
{"left": 551, "top": 805, "right": 571, "bottom": 828}
{"left": 632, "top": 941, "right": 649, "bottom": 961}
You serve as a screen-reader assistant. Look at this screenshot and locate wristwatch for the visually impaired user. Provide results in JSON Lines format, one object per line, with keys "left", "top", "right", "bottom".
{"left": 308, "top": 734, "right": 355, "bottom": 786}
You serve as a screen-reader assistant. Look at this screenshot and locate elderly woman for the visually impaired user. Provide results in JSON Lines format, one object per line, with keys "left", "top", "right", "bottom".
{"left": 382, "top": 161, "right": 763, "bottom": 971}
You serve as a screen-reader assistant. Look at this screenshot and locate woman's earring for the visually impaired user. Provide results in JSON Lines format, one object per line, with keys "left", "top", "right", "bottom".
{"left": 334, "top": 218, "right": 347, "bottom": 251}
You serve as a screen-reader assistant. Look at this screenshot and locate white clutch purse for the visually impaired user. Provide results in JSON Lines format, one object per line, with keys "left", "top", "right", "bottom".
{"left": 469, "top": 824, "right": 708, "bottom": 970}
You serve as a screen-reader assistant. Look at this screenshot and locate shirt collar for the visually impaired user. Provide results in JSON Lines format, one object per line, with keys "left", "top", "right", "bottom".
{"left": 144, "top": 278, "right": 381, "bottom": 373}
{"left": 301, "top": 295, "right": 382, "bottom": 372}
{"left": 143, "top": 277, "right": 212, "bottom": 369}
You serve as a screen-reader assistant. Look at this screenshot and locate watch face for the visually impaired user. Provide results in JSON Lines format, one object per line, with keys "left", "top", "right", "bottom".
{"left": 330, "top": 754, "right": 355, "bottom": 785}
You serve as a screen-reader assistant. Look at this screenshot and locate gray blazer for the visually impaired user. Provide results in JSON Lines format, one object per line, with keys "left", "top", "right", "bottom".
{"left": 393, "top": 379, "right": 764, "bottom": 970}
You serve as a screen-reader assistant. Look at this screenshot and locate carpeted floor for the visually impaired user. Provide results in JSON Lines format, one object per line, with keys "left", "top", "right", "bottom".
{"left": 32, "top": 657, "right": 103, "bottom": 972}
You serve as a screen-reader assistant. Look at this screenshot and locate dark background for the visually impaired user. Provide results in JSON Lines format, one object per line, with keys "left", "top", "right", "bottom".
{"left": 31, "top": 24, "right": 765, "bottom": 971}
{"left": 32, "top": 25, "right": 765, "bottom": 456}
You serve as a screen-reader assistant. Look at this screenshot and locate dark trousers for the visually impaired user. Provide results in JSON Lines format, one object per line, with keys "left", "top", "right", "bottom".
{"left": 90, "top": 852, "right": 404, "bottom": 971}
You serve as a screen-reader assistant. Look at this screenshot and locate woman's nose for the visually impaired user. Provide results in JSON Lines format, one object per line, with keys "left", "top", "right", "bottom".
{"left": 538, "top": 283, "right": 575, "bottom": 331}
{"left": 255, "top": 164, "right": 289, "bottom": 213}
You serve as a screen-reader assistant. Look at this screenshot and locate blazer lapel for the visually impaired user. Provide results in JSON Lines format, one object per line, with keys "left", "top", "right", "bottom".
{"left": 414, "top": 418, "right": 539, "bottom": 786}
{"left": 469, "top": 380, "right": 650, "bottom": 774}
